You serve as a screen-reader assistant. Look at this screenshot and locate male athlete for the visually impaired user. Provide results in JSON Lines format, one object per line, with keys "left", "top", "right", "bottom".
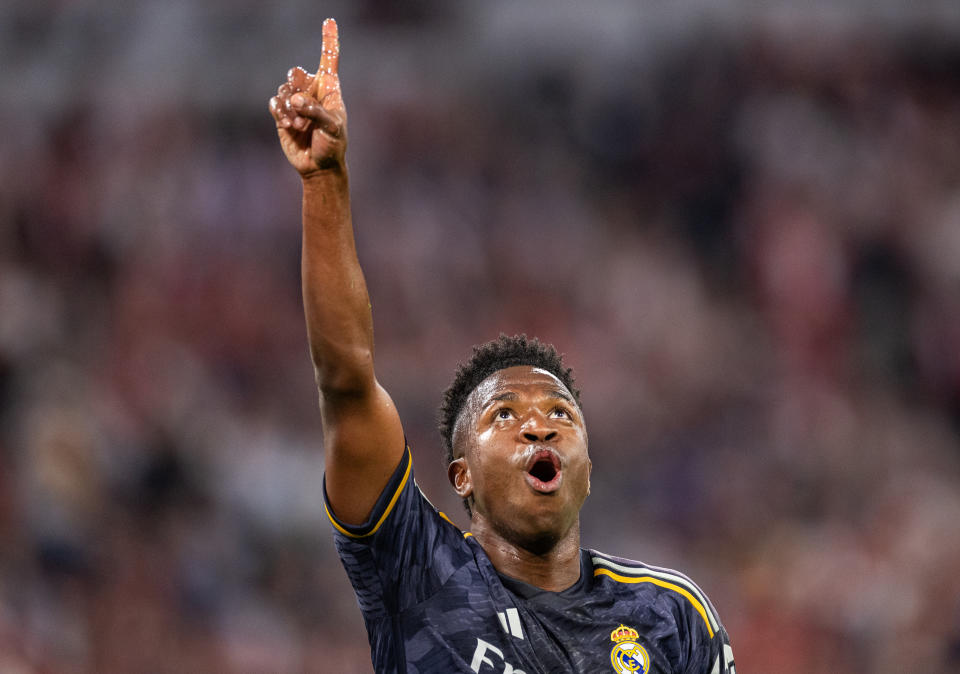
{"left": 269, "top": 19, "right": 735, "bottom": 674}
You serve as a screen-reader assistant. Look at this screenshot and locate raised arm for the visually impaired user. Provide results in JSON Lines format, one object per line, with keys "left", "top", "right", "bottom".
{"left": 269, "top": 19, "right": 404, "bottom": 525}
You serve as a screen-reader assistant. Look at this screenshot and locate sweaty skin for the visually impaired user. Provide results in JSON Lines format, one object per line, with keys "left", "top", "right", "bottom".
{"left": 449, "top": 366, "right": 591, "bottom": 591}
{"left": 269, "top": 24, "right": 736, "bottom": 674}
{"left": 269, "top": 21, "right": 586, "bottom": 590}
{"left": 269, "top": 19, "right": 405, "bottom": 527}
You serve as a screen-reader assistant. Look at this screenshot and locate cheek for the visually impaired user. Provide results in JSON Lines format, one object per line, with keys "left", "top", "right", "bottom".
{"left": 570, "top": 448, "right": 591, "bottom": 489}
{"left": 469, "top": 443, "right": 512, "bottom": 492}
{"left": 471, "top": 428, "right": 501, "bottom": 473}
{"left": 476, "top": 425, "right": 497, "bottom": 445}
{"left": 469, "top": 453, "right": 498, "bottom": 489}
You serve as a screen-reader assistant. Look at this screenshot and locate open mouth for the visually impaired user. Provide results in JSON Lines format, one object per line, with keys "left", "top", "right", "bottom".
{"left": 525, "top": 450, "right": 562, "bottom": 492}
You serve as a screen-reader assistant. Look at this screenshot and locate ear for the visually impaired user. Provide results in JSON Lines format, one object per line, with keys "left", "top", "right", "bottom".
{"left": 447, "top": 457, "right": 473, "bottom": 499}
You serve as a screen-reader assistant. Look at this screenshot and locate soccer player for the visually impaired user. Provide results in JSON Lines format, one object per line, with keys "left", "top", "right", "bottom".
{"left": 269, "top": 19, "right": 735, "bottom": 674}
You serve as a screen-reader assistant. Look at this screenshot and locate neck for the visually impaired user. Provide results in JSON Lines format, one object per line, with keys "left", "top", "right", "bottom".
{"left": 470, "top": 517, "right": 582, "bottom": 592}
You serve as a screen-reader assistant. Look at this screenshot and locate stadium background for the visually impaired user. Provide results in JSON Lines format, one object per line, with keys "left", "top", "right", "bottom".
{"left": 2, "top": 1, "right": 960, "bottom": 671}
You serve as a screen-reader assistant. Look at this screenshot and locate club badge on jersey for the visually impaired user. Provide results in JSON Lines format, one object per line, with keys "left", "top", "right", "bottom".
{"left": 609, "top": 624, "right": 650, "bottom": 674}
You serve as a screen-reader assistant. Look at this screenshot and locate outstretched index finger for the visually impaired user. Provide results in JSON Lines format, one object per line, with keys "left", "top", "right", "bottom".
{"left": 309, "top": 18, "right": 341, "bottom": 99}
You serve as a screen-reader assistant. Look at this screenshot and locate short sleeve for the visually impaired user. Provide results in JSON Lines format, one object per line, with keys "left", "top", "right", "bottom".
{"left": 682, "top": 589, "right": 735, "bottom": 674}
{"left": 323, "top": 447, "right": 471, "bottom": 620}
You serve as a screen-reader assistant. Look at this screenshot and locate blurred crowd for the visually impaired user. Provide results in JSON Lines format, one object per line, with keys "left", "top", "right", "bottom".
{"left": 2, "top": 1, "right": 960, "bottom": 672}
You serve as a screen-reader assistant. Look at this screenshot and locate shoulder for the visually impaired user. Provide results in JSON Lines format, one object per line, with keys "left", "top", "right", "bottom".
{"left": 328, "top": 449, "right": 475, "bottom": 614}
{"left": 588, "top": 550, "right": 724, "bottom": 641}
{"left": 326, "top": 446, "right": 470, "bottom": 571}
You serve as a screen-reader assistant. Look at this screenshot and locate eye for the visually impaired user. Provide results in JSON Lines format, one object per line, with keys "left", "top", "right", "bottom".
{"left": 550, "top": 407, "right": 571, "bottom": 419}
{"left": 495, "top": 408, "right": 514, "bottom": 420}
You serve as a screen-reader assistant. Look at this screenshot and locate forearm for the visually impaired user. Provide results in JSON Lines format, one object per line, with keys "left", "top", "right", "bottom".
{"left": 301, "top": 167, "right": 374, "bottom": 394}
{"left": 270, "top": 20, "right": 405, "bottom": 524}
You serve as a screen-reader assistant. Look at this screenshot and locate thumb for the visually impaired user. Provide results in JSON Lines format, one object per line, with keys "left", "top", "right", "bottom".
{"left": 290, "top": 93, "right": 343, "bottom": 137}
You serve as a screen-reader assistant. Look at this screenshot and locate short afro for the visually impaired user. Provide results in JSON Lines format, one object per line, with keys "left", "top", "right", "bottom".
{"left": 437, "top": 334, "right": 581, "bottom": 467}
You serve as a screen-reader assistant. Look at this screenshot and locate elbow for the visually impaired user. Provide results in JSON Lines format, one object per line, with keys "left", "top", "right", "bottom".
{"left": 312, "top": 343, "right": 375, "bottom": 398}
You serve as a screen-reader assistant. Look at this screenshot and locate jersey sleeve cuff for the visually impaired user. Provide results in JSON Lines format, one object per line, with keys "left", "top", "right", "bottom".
{"left": 323, "top": 445, "right": 412, "bottom": 538}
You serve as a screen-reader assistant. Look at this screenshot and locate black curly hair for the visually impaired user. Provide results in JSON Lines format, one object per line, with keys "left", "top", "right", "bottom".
{"left": 437, "top": 334, "right": 581, "bottom": 470}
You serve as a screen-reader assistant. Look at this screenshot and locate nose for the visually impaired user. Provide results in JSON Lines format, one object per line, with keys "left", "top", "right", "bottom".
{"left": 520, "top": 410, "right": 558, "bottom": 443}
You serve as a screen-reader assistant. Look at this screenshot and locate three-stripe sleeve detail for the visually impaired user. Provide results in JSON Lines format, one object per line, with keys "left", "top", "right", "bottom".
{"left": 591, "top": 556, "right": 720, "bottom": 638}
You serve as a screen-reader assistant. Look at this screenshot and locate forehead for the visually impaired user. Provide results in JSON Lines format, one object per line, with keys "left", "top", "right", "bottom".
{"left": 469, "top": 365, "right": 572, "bottom": 405}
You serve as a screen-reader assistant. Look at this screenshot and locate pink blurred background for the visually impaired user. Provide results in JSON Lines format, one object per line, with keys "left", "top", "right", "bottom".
{"left": 2, "top": 1, "right": 960, "bottom": 671}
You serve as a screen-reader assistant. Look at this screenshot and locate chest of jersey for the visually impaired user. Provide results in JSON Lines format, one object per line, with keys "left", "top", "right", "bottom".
{"left": 329, "top": 462, "right": 728, "bottom": 673}
{"left": 399, "top": 561, "right": 677, "bottom": 674}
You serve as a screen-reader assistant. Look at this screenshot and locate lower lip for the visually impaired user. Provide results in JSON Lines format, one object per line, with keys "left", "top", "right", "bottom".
{"left": 525, "top": 470, "right": 562, "bottom": 493}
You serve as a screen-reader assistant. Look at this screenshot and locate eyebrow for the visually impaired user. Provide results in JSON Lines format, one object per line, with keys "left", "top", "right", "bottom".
{"left": 483, "top": 388, "right": 574, "bottom": 407}
{"left": 546, "top": 389, "right": 574, "bottom": 403}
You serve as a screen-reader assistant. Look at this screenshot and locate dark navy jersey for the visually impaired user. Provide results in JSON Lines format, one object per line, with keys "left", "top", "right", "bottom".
{"left": 325, "top": 448, "right": 735, "bottom": 674}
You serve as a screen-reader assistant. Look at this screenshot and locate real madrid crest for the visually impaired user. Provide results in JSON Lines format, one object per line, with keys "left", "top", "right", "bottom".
{"left": 609, "top": 624, "right": 650, "bottom": 674}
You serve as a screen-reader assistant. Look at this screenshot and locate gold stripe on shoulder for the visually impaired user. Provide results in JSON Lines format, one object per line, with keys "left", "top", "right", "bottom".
{"left": 326, "top": 447, "right": 412, "bottom": 539}
{"left": 593, "top": 568, "right": 715, "bottom": 638}
{"left": 436, "top": 506, "right": 467, "bottom": 534}
{"left": 591, "top": 556, "right": 720, "bottom": 633}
